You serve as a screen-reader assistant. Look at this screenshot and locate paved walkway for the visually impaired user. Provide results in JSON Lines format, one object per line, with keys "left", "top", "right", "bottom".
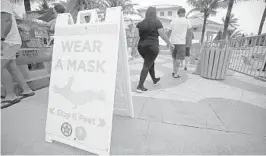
{"left": 1, "top": 55, "right": 266, "bottom": 155}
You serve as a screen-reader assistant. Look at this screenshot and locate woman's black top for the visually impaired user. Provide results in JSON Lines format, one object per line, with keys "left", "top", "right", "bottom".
{"left": 136, "top": 19, "right": 163, "bottom": 46}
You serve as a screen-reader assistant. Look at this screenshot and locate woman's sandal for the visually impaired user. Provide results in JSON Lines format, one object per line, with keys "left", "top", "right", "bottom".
{"left": 19, "top": 92, "right": 35, "bottom": 99}
{"left": 1, "top": 98, "right": 21, "bottom": 109}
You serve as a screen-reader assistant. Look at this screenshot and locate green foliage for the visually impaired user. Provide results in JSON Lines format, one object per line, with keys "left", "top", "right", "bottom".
{"left": 187, "top": 0, "right": 228, "bottom": 17}
{"left": 187, "top": 0, "right": 228, "bottom": 42}
{"left": 16, "top": 11, "right": 49, "bottom": 47}
{"left": 222, "top": 13, "right": 239, "bottom": 28}
{"left": 65, "top": 0, "right": 139, "bottom": 22}
{"left": 228, "top": 28, "right": 243, "bottom": 38}
{"left": 98, "top": 0, "right": 138, "bottom": 15}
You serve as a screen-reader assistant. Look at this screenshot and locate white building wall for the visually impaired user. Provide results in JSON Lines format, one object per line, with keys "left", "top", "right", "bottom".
{"left": 139, "top": 8, "right": 179, "bottom": 19}
{"left": 157, "top": 8, "right": 178, "bottom": 19}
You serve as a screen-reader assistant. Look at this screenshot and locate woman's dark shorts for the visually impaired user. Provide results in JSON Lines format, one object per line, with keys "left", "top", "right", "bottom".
{"left": 172, "top": 44, "right": 186, "bottom": 60}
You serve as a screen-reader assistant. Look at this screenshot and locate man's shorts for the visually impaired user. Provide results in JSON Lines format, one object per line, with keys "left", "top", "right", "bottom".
{"left": 185, "top": 47, "right": 190, "bottom": 57}
{"left": 1, "top": 42, "right": 21, "bottom": 60}
{"left": 172, "top": 44, "right": 186, "bottom": 60}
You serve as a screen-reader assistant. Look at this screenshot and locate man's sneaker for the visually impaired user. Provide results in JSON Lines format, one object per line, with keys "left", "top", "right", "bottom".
{"left": 153, "top": 78, "right": 160, "bottom": 86}
{"left": 184, "top": 67, "right": 187, "bottom": 71}
{"left": 136, "top": 86, "right": 148, "bottom": 93}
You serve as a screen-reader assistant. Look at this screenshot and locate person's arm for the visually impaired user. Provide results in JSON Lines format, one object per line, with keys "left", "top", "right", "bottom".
{"left": 131, "top": 26, "right": 140, "bottom": 49}
{"left": 156, "top": 20, "right": 173, "bottom": 48}
{"left": 167, "top": 29, "right": 172, "bottom": 38}
{"left": 158, "top": 28, "right": 172, "bottom": 47}
{"left": 167, "top": 20, "right": 173, "bottom": 38}
{"left": 1, "top": 12, "right": 12, "bottom": 39}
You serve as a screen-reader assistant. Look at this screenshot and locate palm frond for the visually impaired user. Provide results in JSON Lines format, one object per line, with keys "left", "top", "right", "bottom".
{"left": 17, "top": 13, "right": 48, "bottom": 31}
{"left": 187, "top": 0, "right": 204, "bottom": 8}
{"left": 230, "top": 29, "right": 242, "bottom": 38}
{"left": 31, "top": 0, "right": 57, "bottom": 10}
{"left": 222, "top": 13, "right": 239, "bottom": 28}
{"left": 64, "top": 0, "right": 137, "bottom": 21}
{"left": 186, "top": 8, "right": 202, "bottom": 17}
{"left": 217, "top": 0, "right": 229, "bottom": 9}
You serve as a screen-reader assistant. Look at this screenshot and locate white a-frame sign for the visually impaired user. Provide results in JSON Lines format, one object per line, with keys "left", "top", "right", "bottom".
{"left": 45, "top": 7, "right": 134, "bottom": 155}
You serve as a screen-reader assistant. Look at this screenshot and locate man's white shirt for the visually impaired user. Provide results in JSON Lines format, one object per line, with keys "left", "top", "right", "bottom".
{"left": 169, "top": 17, "right": 192, "bottom": 45}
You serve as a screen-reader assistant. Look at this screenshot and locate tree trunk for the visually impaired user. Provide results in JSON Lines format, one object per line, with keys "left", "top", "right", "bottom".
{"left": 24, "top": 0, "right": 31, "bottom": 11}
{"left": 258, "top": 5, "right": 266, "bottom": 35}
{"left": 223, "top": 0, "right": 234, "bottom": 39}
{"left": 200, "top": 14, "right": 207, "bottom": 43}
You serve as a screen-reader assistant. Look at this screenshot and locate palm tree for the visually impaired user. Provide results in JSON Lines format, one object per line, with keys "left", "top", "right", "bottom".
{"left": 222, "top": 0, "right": 234, "bottom": 39}
{"left": 23, "top": 0, "right": 57, "bottom": 12}
{"left": 222, "top": 0, "right": 259, "bottom": 39}
{"left": 187, "top": 0, "right": 228, "bottom": 43}
{"left": 222, "top": 13, "right": 239, "bottom": 28}
{"left": 258, "top": 1, "right": 266, "bottom": 35}
{"left": 66, "top": 0, "right": 99, "bottom": 22}
{"left": 98, "top": 0, "right": 138, "bottom": 15}
{"left": 221, "top": 0, "right": 266, "bottom": 36}
{"left": 36, "top": 0, "right": 58, "bottom": 10}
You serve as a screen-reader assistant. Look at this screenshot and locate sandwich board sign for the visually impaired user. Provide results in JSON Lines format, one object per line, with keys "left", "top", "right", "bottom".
{"left": 45, "top": 7, "right": 134, "bottom": 155}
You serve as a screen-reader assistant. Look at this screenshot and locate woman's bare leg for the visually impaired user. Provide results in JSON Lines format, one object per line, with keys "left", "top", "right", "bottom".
{"left": 6, "top": 60, "right": 33, "bottom": 94}
{"left": 1, "top": 59, "right": 18, "bottom": 100}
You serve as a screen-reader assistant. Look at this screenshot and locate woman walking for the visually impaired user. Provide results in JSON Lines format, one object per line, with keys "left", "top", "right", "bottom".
{"left": 1, "top": 0, "right": 35, "bottom": 108}
{"left": 132, "top": 7, "right": 174, "bottom": 92}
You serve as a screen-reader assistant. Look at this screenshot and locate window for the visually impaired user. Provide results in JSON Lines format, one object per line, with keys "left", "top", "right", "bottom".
{"left": 168, "top": 11, "right": 172, "bottom": 16}
{"left": 160, "top": 12, "right": 164, "bottom": 16}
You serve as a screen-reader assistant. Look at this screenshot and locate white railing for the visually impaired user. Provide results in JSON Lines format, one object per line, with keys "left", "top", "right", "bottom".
{"left": 227, "top": 35, "right": 266, "bottom": 81}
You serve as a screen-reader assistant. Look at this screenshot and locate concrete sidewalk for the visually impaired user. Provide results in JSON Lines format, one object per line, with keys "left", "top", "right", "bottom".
{"left": 1, "top": 55, "right": 266, "bottom": 155}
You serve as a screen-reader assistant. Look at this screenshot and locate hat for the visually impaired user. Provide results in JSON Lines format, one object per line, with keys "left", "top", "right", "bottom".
{"left": 178, "top": 8, "right": 186, "bottom": 14}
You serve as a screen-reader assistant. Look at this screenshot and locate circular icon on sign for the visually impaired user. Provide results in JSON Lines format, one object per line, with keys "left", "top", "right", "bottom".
{"left": 61, "top": 122, "right": 72, "bottom": 137}
{"left": 75, "top": 126, "right": 87, "bottom": 141}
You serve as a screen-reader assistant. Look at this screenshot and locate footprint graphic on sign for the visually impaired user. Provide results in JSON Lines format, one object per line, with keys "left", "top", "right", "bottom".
{"left": 75, "top": 126, "right": 87, "bottom": 141}
{"left": 53, "top": 76, "right": 105, "bottom": 109}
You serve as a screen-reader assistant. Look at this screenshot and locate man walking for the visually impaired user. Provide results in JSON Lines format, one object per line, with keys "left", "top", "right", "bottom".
{"left": 168, "top": 8, "right": 192, "bottom": 78}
